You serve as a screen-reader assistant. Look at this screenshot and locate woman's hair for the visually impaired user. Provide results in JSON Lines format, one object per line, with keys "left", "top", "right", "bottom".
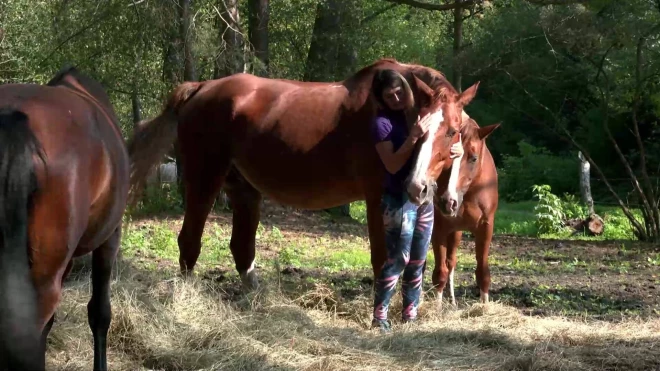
{"left": 371, "top": 69, "right": 412, "bottom": 109}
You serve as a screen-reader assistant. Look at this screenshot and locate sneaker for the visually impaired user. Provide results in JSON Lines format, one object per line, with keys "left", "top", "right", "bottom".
{"left": 371, "top": 318, "right": 392, "bottom": 333}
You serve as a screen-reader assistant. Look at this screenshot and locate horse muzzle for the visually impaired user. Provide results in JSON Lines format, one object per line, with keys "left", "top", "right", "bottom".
{"left": 407, "top": 179, "right": 436, "bottom": 205}
{"left": 438, "top": 191, "right": 463, "bottom": 217}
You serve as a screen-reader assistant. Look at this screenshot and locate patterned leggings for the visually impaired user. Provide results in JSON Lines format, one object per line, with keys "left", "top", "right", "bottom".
{"left": 373, "top": 192, "right": 434, "bottom": 322}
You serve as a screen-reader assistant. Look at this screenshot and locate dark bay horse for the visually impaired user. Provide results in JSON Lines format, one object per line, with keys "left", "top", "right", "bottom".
{"left": 0, "top": 67, "right": 129, "bottom": 370}
{"left": 128, "top": 58, "right": 479, "bottom": 288}
{"left": 430, "top": 113, "right": 500, "bottom": 307}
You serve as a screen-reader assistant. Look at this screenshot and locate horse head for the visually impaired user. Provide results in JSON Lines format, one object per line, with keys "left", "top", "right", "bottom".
{"left": 435, "top": 117, "right": 500, "bottom": 217}
{"left": 401, "top": 70, "right": 480, "bottom": 205}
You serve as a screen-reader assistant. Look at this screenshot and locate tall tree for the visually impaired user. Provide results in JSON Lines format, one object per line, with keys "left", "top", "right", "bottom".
{"left": 248, "top": 0, "right": 270, "bottom": 76}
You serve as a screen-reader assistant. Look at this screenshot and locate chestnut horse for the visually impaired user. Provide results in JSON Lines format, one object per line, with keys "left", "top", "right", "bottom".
{"left": 431, "top": 113, "right": 500, "bottom": 307}
{"left": 0, "top": 66, "right": 129, "bottom": 370}
{"left": 128, "top": 58, "right": 479, "bottom": 288}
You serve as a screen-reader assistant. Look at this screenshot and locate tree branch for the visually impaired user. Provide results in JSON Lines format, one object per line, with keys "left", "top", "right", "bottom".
{"left": 501, "top": 68, "right": 649, "bottom": 240}
{"left": 381, "top": 0, "right": 587, "bottom": 11}
{"left": 381, "top": 0, "right": 475, "bottom": 11}
{"left": 361, "top": 4, "right": 399, "bottom": 24}
{"left": 632, "top": 22, "right": 660, "bottom": 239}
{"left": 594, "top": 67, "right": 651, "bottom": 240}
{"left": 525, "top": 0, "right": 589, "bottom": 4}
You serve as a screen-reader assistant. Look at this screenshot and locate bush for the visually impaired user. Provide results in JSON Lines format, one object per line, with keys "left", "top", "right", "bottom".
{"left": 532, "top": 184, "right": 589, "bottom": 236}
{"left": 533, "top": 185, "right": 565, "bottom": 235}
{"left": 499, "top": 141, "right": 579, "bottom": 202}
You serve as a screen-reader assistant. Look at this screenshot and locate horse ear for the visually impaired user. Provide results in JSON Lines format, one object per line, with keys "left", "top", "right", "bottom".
{"left": 478, "top": 123, "right": 500, "bottom": 140}
{"left": 412, "top": 74, "right": 434, "bottom": 108}
{"left": 458, "top": 81, "right": 480, "bottom": 107}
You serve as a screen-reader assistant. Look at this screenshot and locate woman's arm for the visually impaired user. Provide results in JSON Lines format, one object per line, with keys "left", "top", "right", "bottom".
{"left": 373, "top": 114, "right": 432, "bottom": 174}
{"left": 374, "top": 136, "right": 419, "bottom": 174}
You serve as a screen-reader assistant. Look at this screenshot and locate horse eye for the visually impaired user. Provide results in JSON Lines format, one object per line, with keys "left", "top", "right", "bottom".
{"left": 446, "top": 129, "right": 456, "bottom": 138}
{"left": 470, "top": 155, "right": 478, "bottom": 163}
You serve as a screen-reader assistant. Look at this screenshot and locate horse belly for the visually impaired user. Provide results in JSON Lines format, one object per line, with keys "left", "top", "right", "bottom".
{"left": 232, "top": 153, "right": 364, "bottom": 209}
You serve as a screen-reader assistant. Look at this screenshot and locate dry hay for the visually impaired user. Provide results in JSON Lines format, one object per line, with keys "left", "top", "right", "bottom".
{"left": 45, "top": 258, "right": 660, "bottom": 371}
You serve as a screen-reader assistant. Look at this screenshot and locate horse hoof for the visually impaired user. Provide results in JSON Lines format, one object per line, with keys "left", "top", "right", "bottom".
{"left": 240, "top": 269, "right": 259, "bottom": 291}
{"left": 436, "top": 292, "right": 443, "bottom": 310}
{"left": 480, "top": 291, "right": 489, "bottom": 304}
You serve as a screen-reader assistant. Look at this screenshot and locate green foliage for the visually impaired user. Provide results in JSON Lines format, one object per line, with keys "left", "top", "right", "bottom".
{"left": 533, "top": 185, "right": 566, "bottom": 235}
{"left": 561, "top": 193, "right": 588, "bottom": 220}
{"left": 128, "top": 183, "right": 183, "bottom": 217}
{"left": 278, "top": 245, "right": 303, "bottom": 267}
{"left": 499, "top": 141, "right": 579, "bottom": 201}
{"left": 3, "top": 0, "right": 658, "bottom": 242}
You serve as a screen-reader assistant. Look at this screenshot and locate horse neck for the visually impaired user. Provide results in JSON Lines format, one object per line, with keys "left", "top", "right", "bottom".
{"left": 471, "top": 141, "right": 497, "bottom": 193}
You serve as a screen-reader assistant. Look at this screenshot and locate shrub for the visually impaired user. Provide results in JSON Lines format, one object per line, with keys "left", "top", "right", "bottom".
{"left": 499, "top": 141, "right": 579, "bottom": 202}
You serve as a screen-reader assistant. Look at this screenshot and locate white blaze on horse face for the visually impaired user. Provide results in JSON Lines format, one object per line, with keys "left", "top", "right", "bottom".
{"left": 407, "top": 108, "right": 444, "bottom": 198}
{"left": 446, "top": 145, "right": 464, "bottom": 216}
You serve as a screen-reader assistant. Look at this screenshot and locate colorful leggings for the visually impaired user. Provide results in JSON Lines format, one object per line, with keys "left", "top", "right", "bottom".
{"left": 373, "top": 192, "right": 434, "bottom": 321}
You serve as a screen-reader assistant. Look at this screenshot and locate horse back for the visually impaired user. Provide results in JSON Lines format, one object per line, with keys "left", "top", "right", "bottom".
{"left": 180, "top": 73, "right": 374, "bottom": 158}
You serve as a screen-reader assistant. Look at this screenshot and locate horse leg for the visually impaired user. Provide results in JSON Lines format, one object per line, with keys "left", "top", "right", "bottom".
{"left": 223, "top": 169, "right": 262, "bottom": 290}
{"left": 474, "top": 222, "right": 494, "bottom": 304}
{"left": 41, "top": 260, "right": 72, "bottom": 353}
{"left": 431, "top": 226, "right": 449, "bottom": 309}
{"left": 177, "top": 152, "right": 231, "bottom": 274}
{"left": 365, "top": 194, "right": 387, "bottom": 285}
{"left": 87, "top": 227, "right": 120, "bottom": 371}
{"left": 445, "top": 231, "right": 462, "bottom": 306}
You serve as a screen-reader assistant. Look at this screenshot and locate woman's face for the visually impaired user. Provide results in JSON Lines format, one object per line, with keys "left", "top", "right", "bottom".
{"left": 381, "top": 83, "right": 406, "bottom": 111}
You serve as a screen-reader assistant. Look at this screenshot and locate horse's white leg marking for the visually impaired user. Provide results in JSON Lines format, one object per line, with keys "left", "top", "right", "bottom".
{"left": 407, "top": 109, "right": 443, "bottom": 196}
{"left": 239, "top": 260, "right": 259, "bottom": 290}
{"left": 480, "top": 291, "right": 489, "bottom": 304}
{"left": 449, "top": 268, "right": 456, "bottom": 306}
{"left": 437, "top": 291, "right": 444, "bottom": 309}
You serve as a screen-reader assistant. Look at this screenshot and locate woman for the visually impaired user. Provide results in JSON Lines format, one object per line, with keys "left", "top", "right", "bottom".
{"left": 370, "top": 69, "right": 463, "bottom": 332}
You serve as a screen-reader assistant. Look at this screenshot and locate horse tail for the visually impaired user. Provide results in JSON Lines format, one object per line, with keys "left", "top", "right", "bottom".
{"left": 0, "top": 108, "right": 45, "bottom": 370}
{"left": 126, "top": 81, "right": 203, "bottom": 205}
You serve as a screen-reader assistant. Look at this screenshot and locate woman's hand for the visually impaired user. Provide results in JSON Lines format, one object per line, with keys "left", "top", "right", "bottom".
{"left": 449, "top": 134, "right": 464, "bottom": 159}
{"left": 410, "top": 114, "right": 432, "bottom": 140}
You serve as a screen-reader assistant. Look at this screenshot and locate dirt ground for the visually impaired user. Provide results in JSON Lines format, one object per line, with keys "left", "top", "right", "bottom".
{"left": 130, "top": 198, "right": 660, "bottom": 322}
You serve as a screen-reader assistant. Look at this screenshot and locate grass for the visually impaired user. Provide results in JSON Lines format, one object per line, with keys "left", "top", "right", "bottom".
{"left": 351, "top": 199, "right": 641, "bottom": 241}
{"left": 44, "top": 188, "right": 660, "bottom": 370}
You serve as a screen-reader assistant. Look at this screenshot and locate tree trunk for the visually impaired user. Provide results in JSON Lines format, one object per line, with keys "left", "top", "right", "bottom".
{"left": 131, "top": 86, "right": 142, "bottom": 127}
{"left": 175, "top": 0, "right": 197, "bottom": 206}
{"left": 179, "top": 0, "right": 196, "bottom": 82}
{"left": 304, "top": 0, "right": 341, "bottom": 82}
{"left": 305, "top": 0, "right": 354, "bottom": 217}
{"left": 452, "top": 0, "right": 463, "bottom": 90}
{"left": 214, "top": 0, "right": 243, "bottom": 79}
{"left": 213, "top": 0, "right": 243, "bottom": 211}
{"left": 566, "top": 214, "right": 604, "bottom": 236}
{"left": 247, "top": 0, "right": 269, "bottom": 76}
{"left": 578, "top": 151, "right": 594, "bottom": 215}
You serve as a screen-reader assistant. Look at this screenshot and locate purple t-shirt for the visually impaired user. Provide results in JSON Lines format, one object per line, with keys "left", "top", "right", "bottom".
{"left": 371, "top": 109, "right": 414, "bottom": 195}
